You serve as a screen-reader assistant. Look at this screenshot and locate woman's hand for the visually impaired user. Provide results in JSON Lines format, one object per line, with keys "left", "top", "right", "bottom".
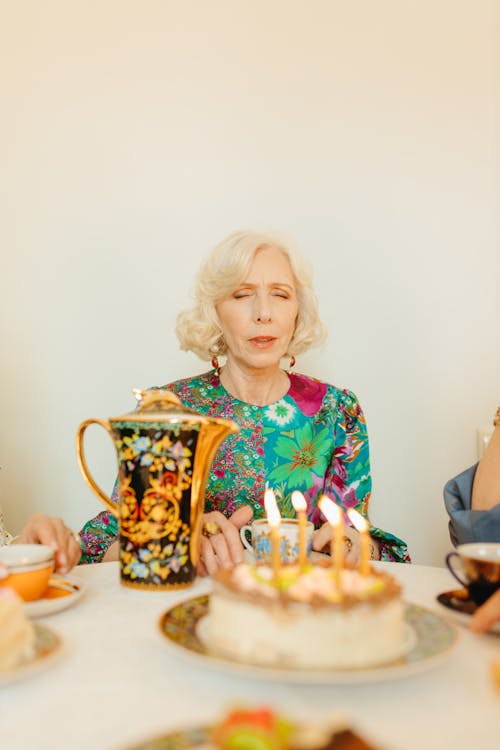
{"left": 198, "top": 506, "right": 253, "bottom": 577}
{"left": 16, "top": 514, "right": 82, "bottom": 574}
{"left": 102, "top": 540, "right": 119, "bottom": 562}
{"left": 312, "top": 522, "right": 380, "bottom": 563}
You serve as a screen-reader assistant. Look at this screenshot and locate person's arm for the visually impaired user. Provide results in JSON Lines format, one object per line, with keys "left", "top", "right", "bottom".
{"left": 443, "top": 408, "right": 500, "bottom": 546}
{"left": 102, "top": 540, "right": 119, "bottom": 561}
{"left": 316, "top": 389, "right": 410, "bottom": 564}
{"left": 313, "top": 388, "right": 375, "bottom": 562}
{"left": 79, "top": 510, "right": 119, "bottom": 564}
{"left": 444, "top": 464, "right": 500, "bottom": 545}
{"left": 78, "top": 481, "right": 120, "bottom": 563}
{"left": 472, "top": 410, "right": 500, "bottom": 511}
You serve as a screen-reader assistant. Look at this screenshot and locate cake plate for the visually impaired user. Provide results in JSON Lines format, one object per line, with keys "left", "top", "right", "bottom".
{"left": 157, "top": 594, "right": 459, "bottom": 684}
{"left": 0, "top": 623, "right": 63, "bottom": 686}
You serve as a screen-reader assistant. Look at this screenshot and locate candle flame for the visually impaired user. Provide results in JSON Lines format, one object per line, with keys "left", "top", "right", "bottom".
{"left": 264, "top": 488, "right": 281, "bottom": 527}
{"left": 347, "top": 508, "right": 368, "bottom": 533}
{"left": 318, "top": 495, "right": 341, "bottom": 526}
{"left": 291, "top": 490, "right": 307, "bottom": 513}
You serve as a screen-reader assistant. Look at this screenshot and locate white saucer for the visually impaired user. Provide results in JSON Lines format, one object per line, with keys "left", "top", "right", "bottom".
{"left": 24, "top": 574, "right": 85, "bottom": 618}
{"left": 436, "top": 589, "right": 500, "bottom": 634}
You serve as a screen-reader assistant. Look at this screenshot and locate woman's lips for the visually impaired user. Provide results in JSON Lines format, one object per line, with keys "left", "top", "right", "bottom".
{"left": 249, "top": 336, "right": 277, "bottom": 348}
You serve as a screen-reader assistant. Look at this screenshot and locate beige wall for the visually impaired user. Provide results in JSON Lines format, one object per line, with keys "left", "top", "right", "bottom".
{"left": 1, "top": 0, "right": 499, "bottom": 564}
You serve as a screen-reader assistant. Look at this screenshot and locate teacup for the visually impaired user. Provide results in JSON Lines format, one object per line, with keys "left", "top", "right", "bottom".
{"left": 240, "top": 518, "right": 314, "bottom": 564}
{"left": 0, "top": 544, "right": 54, "bottom": 601}
{"left": 445, "top": 542, "right": 500, "bottom": 606}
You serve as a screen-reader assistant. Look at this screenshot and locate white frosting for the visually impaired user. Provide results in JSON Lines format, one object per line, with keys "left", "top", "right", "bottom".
{"left": 207, "top": 564, "right": 406, "bottom": 669}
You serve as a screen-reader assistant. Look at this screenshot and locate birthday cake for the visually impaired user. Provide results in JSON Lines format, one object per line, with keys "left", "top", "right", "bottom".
{"left": 204, "top": 561, "right": 405, "bottom": 669}
{"left": 0, "top": 586, "right": 35, "bottom": 671}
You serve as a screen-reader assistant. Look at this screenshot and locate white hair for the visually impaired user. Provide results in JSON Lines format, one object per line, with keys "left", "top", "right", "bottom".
{"left": 176, "top": 230, "right": 326, "bottom": 360}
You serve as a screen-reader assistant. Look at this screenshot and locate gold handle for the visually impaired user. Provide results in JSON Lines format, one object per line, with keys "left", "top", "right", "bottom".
{"left": 76, "top": 418, "right": 118, "bottom": 517}
{"left": 189, "top": 419, "right": 239, "bottom": 565}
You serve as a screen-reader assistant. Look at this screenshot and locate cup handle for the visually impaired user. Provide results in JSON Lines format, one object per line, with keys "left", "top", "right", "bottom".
{"left": 76, "top": 418, "right": 118, "bottom": 517}
{"left": 239, "top": 525, "right": 253, "bottom": 551}
{"left": 445, "top": 551, "right": 469, "bottom": 589}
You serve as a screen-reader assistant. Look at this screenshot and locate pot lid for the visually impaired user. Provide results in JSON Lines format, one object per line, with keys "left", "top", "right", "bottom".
{"left": 109, "top": 388, "right": 225, "bottom": 425}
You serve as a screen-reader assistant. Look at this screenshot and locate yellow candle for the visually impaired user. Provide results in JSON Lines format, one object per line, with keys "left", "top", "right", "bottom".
{"left": 347, "top": 508, "right": 370, "bottom": 576}
{"left": 264, "top": 487, "right": 281, "bottom": 588}
{"left": 291, "top": 490, "right": 307, "bottom": 571}
{"left": 334, "top": 515, "right": 344, "bottom": 577}
{"left": 318, "top": 495, "right": 344, "bottom": 591}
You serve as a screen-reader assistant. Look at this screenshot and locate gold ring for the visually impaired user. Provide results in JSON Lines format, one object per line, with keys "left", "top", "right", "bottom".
{"left": 202, "top": 521, "right": 220, "bottom": 538}
{"left": 343, "top": 535, "right": 353, "bottom": 553}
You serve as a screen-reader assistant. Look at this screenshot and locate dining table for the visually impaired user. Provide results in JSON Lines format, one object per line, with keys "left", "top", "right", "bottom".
{"left": 0, "top": 559, "right": 498, "bottom": 750}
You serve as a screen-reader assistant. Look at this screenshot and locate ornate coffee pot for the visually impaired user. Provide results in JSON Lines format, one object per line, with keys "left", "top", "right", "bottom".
{"left": 76, "top": 389, "right": 238, "bottom": 590}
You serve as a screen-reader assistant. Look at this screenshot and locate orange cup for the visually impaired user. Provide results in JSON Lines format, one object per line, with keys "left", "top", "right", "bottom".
{"left": 0, "top": 544, "right": 54, "bottom": 601}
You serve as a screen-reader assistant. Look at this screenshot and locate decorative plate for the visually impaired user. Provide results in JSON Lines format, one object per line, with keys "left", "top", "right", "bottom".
{"left": 128, "top": 726, "right": 211, "bottom": 750}
{"left": 158, "top": 595, "right": 458, "bottom": 684}
{"left": 437, "top": 588, "right": 500, "bottom": 634}
{"left": 127, "top": 724, "right": 378, "bottom": 750}
{"left": 24, "top": 574, "right": 85, "bottom": 618}
{"left": 0, "top": 623, "right": 62, "bottom": 686}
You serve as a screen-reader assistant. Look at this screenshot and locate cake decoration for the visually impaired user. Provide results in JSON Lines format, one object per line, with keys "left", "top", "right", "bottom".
{"left": 204, "top": 490, "right": 406, "bottom": 670}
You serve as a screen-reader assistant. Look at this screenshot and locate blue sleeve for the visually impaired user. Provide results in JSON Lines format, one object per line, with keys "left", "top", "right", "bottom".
{"left": 444, "top": 464, "right": 500, "bottom": 545}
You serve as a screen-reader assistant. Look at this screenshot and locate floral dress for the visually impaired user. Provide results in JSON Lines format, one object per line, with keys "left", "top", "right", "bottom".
{"left": 79, "top": 371, "right": 410, "bottom": 563}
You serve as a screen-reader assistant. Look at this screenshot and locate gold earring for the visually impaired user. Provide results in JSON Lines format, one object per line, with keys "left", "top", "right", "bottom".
{"left": 289, "top": 355, "right": 296, "bottom": 368}
{"left": 211, "top": 356, "right": 219, "bottom": 371}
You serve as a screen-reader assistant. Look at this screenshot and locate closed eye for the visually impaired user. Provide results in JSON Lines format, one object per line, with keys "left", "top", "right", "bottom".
{"left": 233, "top": 291, "right": 252, "bottom": 299}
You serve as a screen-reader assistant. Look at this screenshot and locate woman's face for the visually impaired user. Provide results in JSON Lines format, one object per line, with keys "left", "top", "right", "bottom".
{"left": 216, "top": 245, "right": 299, "bottom": 371}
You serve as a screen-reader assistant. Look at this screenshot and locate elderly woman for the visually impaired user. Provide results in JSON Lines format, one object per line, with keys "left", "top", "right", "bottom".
{"left": 79, "top": 230, "right": 410, "bottom": 569}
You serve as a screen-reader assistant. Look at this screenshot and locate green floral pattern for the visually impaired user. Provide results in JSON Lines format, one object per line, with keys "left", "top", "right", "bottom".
{"left": 79, "top": 371, "right": 410, "bottom": 563}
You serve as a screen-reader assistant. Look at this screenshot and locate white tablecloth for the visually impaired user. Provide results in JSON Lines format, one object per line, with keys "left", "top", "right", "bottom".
{"left": 1, "top": 561, "right": 498, "bottom": 750}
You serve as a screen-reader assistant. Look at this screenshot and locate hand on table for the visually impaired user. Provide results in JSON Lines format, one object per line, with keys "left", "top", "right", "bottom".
{"left": 470, "top": 588, "right": 500, "bottom": 634}
{"left": 312, "top": 522, "right": 380, "bottom": 563}
{"left": 16, "top": 514, "right": 82, "bottom": 574}
{"left": 198, "top": 506, "right": 253, "bottom": 577}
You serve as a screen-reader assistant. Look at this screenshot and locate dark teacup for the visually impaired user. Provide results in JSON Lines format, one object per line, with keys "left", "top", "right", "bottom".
{"left": 446, "top": 543, "right": 500, "bottom": 606}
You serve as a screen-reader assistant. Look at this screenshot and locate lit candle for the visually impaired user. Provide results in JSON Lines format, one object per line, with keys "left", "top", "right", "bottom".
{"left": 318, "top": 495, "right": 344, "bottom": 590}
{"left": 347, "top": 508, "right": 370, "bottom": 576}
{"left": 264, "top": 487, "right": 281, "bottom": 588}
{"left": 291, "top": 490, "right": 307, "bottom": 571}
